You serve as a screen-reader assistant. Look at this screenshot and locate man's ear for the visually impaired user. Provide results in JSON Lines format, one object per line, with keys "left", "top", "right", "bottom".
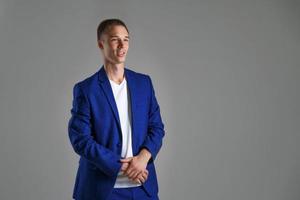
{"left": 98, "top": 40, "right": 104, "bottom": 49}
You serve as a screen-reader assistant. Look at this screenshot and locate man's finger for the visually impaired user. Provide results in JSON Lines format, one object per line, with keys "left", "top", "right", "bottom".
{"left": 128, "top": 170, "right": 137, "bottom": 179}
{"left": 133, "top": 178, "right": 141, "bottom": 184}
{"left": 124, "top": 167, "right": 132, "bottom": 176}
{"left": 121, "top": 163, "right": 129, "bottom": 171}
{"left": 131, "top": 171, "right": 141, "bottom": 180}
{"left": 120, "top": 157, "right": 133, "bottom": 163}
{"left": 137, "top": 172, "right": 146, "bottom": 183}
{"left": 134, "top": 176, "right": 144, "bottom": 184}
{"left": 133, "top": 172, "right": 143, "bottom": 183}
{"left": 142, "top": 171, "right": 148, "bottom": 180}
{"left": 139, "top": 176, "right": 145, "bottom": 183}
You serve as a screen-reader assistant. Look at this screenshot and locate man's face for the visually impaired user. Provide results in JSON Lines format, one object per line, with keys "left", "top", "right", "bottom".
{"left": 98, "top": 25, "right": 129, "bottom": 65}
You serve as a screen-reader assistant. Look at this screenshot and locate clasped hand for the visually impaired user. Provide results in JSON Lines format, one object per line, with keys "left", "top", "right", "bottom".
{"left": 120, "top": 149, "right": 151, "bottom": 184}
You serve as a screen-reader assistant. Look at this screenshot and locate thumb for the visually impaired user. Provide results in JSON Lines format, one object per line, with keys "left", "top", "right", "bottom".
{"left": 120, "top": 157, "right": 133, "bottom": 162}
{"left": 121, "top": 163, "right": 129, "bottom": 171}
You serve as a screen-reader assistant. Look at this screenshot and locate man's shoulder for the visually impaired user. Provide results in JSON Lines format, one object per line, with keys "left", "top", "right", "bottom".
{"left": 73, "top": 66, "right": 152, "bottom": 91}
{"left": 125, "top": 67, "right": 151, "bottom": 83}
{"left": 73, "top": 70, "right": 99, "bottom": 91}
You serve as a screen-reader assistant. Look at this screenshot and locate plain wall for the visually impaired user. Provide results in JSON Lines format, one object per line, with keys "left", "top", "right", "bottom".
{"left": 0, "top": 0, "right": 299, "bottom": 199}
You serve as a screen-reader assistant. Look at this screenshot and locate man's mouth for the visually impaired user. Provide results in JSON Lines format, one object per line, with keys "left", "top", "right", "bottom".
{"left": 117, "top": 51, "right": 126, "bottom": 57}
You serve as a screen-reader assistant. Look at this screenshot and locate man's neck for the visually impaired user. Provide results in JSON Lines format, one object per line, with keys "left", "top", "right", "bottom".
{"left": 104, "top": 63, "right": 125, "bottom": 84}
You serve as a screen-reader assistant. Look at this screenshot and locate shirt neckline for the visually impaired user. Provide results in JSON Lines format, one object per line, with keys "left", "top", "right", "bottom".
{"left": 109, "top": 77, "right": 126, "bottom": 86}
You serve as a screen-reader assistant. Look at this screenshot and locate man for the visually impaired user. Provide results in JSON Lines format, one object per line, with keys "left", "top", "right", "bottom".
{"left": 68, "top": 18, "right": 165, "bottom": 200}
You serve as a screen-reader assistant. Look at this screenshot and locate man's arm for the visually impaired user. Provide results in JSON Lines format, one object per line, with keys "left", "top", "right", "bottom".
{"left": 121, "top": 75, "right": 165, "bottom": 180}
{"left": 68, "top": 83, "right": 122, "bottom": 177}
{"left": 140, "top": 75, "right": 165, "bottom": 162}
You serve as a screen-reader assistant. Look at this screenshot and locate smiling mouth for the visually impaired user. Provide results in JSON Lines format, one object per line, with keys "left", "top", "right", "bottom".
{"left": 117, "top": 51, "right": 126, "bottom": 57}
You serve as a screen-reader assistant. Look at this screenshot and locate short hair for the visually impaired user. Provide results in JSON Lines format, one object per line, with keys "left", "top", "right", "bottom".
{"left": 97, "top": 18, "right": 129, "bottom": 41}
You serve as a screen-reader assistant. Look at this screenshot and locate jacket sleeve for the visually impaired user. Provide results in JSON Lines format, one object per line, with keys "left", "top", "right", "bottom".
{"left": 68, "top": 83, "right": 122, "bottom": 177}
{"left": 141, "top": 75, "right": 165, "bottom": 162}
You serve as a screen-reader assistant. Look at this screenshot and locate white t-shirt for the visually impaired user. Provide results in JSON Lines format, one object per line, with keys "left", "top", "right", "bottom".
{"left": 109, "top": 76, "right": 141, "bottom": 188}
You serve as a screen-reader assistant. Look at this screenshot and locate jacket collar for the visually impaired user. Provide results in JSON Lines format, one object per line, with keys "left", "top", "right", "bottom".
{"left": 97, "top": 64, "right": 132, "bottom": 83}
{"left": 96, "top": 64, "right": 138, "bottom": 153}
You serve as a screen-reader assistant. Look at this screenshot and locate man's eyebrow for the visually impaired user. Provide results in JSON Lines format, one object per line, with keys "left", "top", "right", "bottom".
{"left": 109, "top": 35, "right": 130, "bottom": 39}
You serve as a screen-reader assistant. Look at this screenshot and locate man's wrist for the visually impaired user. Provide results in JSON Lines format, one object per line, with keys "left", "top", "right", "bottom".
{"left": 138, "top": 148, "right": 152, "bottom": 162}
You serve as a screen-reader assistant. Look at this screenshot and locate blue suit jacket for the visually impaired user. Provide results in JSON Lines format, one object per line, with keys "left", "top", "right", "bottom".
{"left": 68, "top": 65, "right": 165, "bottom": 200}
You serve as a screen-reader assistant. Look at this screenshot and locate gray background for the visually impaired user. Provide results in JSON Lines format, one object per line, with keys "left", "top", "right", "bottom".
{"left": 0, "top": 0, "right": 299, "bottom": 199}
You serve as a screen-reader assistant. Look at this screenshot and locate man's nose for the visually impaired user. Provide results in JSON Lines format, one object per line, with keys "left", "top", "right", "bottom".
{"left": 118, "top": 40, "right": 124, "bottom": 48}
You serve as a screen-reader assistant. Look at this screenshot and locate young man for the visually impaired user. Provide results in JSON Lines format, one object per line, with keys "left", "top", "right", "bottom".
{"left": 68, "top": 18, "right": 165, "bottom": 200}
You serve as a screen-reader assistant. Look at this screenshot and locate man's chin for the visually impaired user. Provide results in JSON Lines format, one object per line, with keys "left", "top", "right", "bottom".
{"left": 115, "top": 58, "right": 126, "bottom": 64}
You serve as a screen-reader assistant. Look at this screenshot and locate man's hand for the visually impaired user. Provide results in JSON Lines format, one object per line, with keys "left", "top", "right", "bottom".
{"left": 120, "top": 149, "right": 152, "bottom": 184}
{"left": 120, "top": 158, "right": 149, "bottom": 184}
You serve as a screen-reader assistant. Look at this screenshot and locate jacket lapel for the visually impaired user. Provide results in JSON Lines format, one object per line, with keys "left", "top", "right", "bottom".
{"left": 98, "top": 66, "right": 121, "bottom": 132}
{"left": 97, "top": 65, "right": 138, "bottom": 153}
{"left": 124, "top": 68, "right": 138, "bottom": 153}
